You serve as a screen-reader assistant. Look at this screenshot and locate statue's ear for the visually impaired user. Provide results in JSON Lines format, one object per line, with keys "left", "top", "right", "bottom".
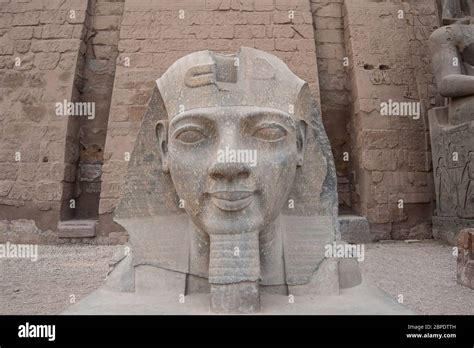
{"left": 155, "top": 120, "right": 169, "bottom": 173}
{"left": 296, "top": 120, "right": 307, "bottom": 167}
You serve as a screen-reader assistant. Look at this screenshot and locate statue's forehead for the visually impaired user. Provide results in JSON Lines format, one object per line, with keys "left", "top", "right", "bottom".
{"left": 157, "top": 47, "right": 305, "bottom": 121}
{"left": 169, "top": 106, "right": 297, "bottom": 125}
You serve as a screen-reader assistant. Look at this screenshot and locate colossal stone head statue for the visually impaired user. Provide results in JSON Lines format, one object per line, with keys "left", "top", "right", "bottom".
{"left": 114, "top": 47, "right": 338, "bottom": 313}
{"left": 155, "top": 49, "right": 308, "bottom": 240}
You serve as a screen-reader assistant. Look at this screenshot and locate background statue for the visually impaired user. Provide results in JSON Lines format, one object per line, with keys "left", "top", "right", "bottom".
{"left": 440, "top": 0, "right": 474, "bottom": 24}
{"left": 429, "top": 5, "right": 474, "bottom": 243}
{"left": 430, "top": 4, "right": 474, "bottom": 125}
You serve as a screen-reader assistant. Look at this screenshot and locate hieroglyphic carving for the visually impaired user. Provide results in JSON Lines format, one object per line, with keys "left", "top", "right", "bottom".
{"left": 429, "top": 8, "right": 474, "bottom": 242}
{"left": 433, "top": 123, "right": 474, "bottom": 218}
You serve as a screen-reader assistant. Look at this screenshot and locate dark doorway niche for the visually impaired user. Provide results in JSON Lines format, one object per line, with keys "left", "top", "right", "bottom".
{"left": 59, "top": 0, "right": 125, "bottom": 238}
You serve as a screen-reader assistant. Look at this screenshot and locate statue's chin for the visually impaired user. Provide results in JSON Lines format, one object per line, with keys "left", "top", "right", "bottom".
{"left": 190, "top": 210, "right": 276, "bottom": 237}
{"left": 198, "top": 217, "right": 266, "bottom": 236}
{"left": 184, "top": 191, "right": 285, "bottom": 236}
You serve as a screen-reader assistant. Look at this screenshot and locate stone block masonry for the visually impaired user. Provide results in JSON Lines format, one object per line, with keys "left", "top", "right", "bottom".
{"left": 0, "top": 0, "right": 443, "bottom": 245}
{"left": 0, "top": 0, "right": 89, "bottom": 243}
{"left": 343, "top": 0, "right": 438, "bottom": 240}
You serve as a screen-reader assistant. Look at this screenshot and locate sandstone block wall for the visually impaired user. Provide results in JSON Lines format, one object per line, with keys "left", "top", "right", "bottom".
{"left": 343, "top": 0, "right": 438, "bottom": 240}
{"left": 0, "top": 0, "right": 88, "bottom": 242}
{"left": 0, "top": 0, "right": 445, "bottom": 244}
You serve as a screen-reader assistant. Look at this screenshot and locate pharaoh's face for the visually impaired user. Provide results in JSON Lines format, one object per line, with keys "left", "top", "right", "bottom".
{"left": 157, "top": 106, "right": 306, "bottom": 235}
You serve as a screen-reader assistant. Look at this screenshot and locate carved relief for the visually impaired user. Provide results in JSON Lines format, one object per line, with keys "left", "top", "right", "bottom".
{"left": 432, "top": 123, "right": 474, "bottom": 218}
{"left": 429, "top": 7, "right": 474, "bottom": 227}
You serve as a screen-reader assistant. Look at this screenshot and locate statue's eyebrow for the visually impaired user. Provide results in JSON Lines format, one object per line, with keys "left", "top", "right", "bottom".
{"left": 243, "top": 108, "right": 295, "bottom": 123}
{"left": 238, "top": 109, "right": 297, "bottom": 131}
{"left": 169, "top": 110, "right": 218, "bottom": 127}
{"left": 169, "top": 107, "right": 296, "bottom": 127}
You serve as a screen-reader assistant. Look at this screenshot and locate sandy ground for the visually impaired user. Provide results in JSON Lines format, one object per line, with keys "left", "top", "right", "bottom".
{"left": 0, "top": 244, "right": 123, "bottom": 315}
{"left": 0, "top": 240, "right": 472, "bottom": 315}
{"left": 360, "top": 240, "right": 473, "bottom": 315}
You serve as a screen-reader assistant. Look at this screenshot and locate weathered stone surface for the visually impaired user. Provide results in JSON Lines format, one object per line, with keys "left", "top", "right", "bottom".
{"left": 288, "top": 258, "right": 340, "bottom": 296}
{"left": 457, "top": 228, "right": 474, "bottom": 289}
{"left": 57, "top": 220, "right": 97, "bottom": 238}
{"left": 0, "top": 0, "right": 90, "bottom": 241}
{"left": 338, "top": 258, "right": 363, "bottom": 289}
{"left": 393, "top": 222, "right": 432, "bottom": 241}
{"left": 343, "top": 0, "right": 438, "bottom": 240}
{"left": 428, "top": 13, "right": 474, "bottom": 244}
{"left": 78, "top": 164, "right": 102, "bottom": 182}
{"left": 440, "top": 0, "right": 473, "bottom": 24}
{"left": 11, "top": 219, "right": 38, "bottom": 236}
{"left": 0, "top": 219, "right": 56, "bottom": 244}
{"left": 104, "top": 252, "right": 135, "bottom": 292}
{"left": 210, "top": 282, "right": 260, "bottom": 314}
{"left": 433, "top": 216, "right": 474, "bottom": 245}
{"left": 0, "top": 181, "right": 13, "bottom": 197}
{"left": 63, "top": 282, "right": 414, "bottom": 315}
{"left": 134, "top": 265, "right": 186, "bottom": 296}
{"left": 338, "top": 214, "right": 372, "bottom": 244}
{"left": 106, "top": 47, "right": 340, "bottom": 313}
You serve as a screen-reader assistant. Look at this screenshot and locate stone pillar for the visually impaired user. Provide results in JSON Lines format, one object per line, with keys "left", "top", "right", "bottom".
{"left": 311, "top": 0, "right": 353, "bottom": 210}
{"left": 343, "top": 0, "right": 438, "bottom": 240}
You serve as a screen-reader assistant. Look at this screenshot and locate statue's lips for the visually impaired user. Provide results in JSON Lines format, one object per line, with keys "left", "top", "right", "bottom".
{"left": 209, "top": 191, "right": 254, "bottom": 212}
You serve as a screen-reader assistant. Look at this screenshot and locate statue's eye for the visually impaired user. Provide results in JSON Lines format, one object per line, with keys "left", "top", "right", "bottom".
{"left": 253, "top": 124, "right": 287, "bottom": 142}
{"left": 174, "top": 127, "right": 207, "bottom": 144}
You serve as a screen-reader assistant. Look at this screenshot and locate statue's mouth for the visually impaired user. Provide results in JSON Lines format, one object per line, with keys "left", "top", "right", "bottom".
{"left": 209, "top": 191, "right": 254, "bottom": 211}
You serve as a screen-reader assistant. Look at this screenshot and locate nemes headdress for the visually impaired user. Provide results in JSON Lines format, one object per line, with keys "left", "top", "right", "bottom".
{"left": 115, "top": 47, "right": 338, "bottom": 286}
{"left": 157, "top": 47, "right": 305, "bottom": 119}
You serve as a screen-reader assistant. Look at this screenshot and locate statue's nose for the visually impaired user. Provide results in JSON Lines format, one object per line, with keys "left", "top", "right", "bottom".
{"left": 208, "top": 126, "right": 251, "bottom": 180}
{"left": 209, "top": 160, "right": 250, "bottom": 181}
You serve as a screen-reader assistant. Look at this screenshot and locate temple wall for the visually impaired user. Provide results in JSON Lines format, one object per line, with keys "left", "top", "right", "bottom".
{"left": 343, "top": 0, "right": 438, "bottom": 240}
{"left": 0, "top": 0, "right": 446, "bottom": 244}
{"left": 0, "top": 0, "right": 88, "bottom": 243}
